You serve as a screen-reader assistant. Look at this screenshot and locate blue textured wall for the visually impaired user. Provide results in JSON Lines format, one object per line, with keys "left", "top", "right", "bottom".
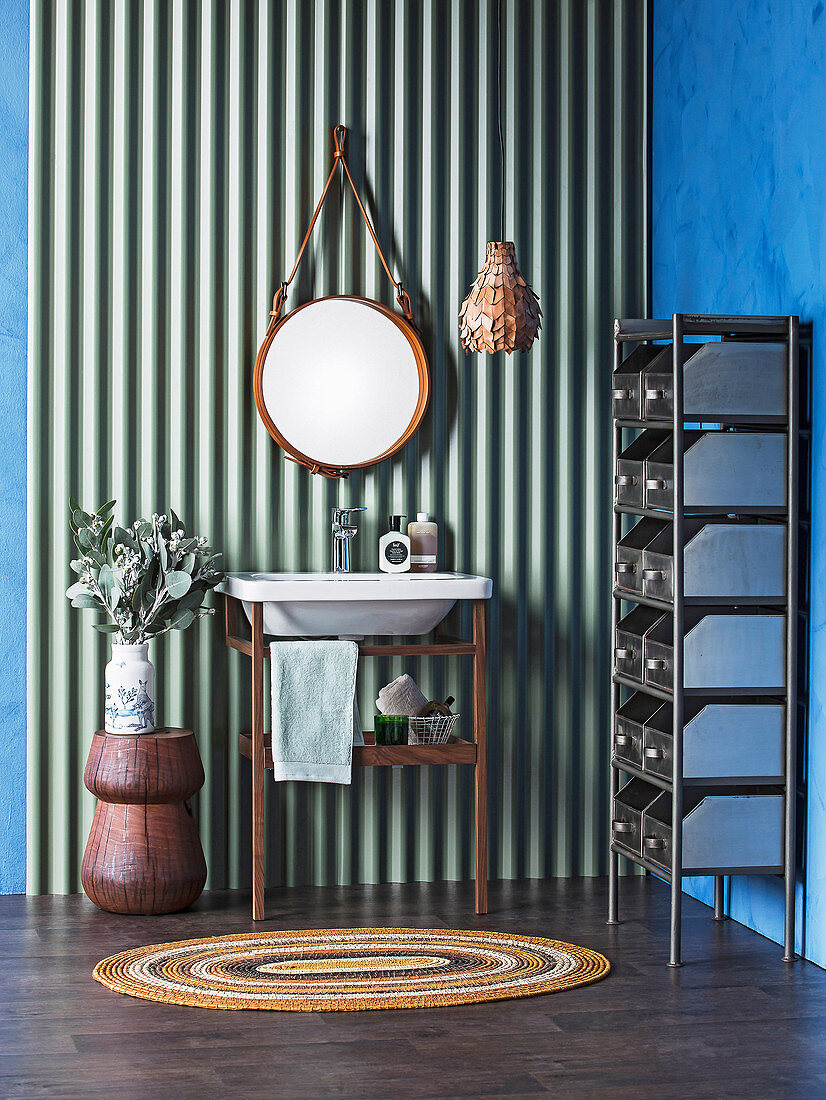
{"left": 653, "top": 0, "right": 825, "bottom": 966}
{"left": 0, "top": 0, "right": 28, "bottom": 893}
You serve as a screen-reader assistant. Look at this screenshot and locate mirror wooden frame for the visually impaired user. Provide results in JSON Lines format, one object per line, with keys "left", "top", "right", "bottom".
{"left": 253, "top": 294, "right": 430, "bottom": 479}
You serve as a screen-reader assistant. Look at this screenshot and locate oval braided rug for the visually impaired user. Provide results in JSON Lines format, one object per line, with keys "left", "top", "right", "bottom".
{"left": 93, "top": 927, "right": 610, "bottom": 1011}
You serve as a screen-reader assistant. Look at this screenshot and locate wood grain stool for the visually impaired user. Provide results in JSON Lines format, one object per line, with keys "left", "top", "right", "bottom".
{"left": 81, "top": 728, "right": 207, "bottom": 915}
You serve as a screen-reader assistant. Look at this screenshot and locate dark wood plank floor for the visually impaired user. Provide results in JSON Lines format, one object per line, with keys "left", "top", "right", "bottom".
{"left": 1, "top": 877, "right": 825, "bottom": 1099}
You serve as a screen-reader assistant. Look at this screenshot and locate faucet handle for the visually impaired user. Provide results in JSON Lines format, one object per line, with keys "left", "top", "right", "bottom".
{"left": 332, "top": 506, "right": 366, "bottom": 526}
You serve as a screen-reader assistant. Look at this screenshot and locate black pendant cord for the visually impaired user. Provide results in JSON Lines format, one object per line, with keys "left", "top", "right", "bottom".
{"left": 497, "top": 0, "right": 505, "bottom": 242}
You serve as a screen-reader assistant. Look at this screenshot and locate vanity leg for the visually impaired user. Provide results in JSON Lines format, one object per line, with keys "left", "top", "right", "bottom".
{"left": 473, "top": 599, "right": 488, "bottom": 915}
{"left": 251, "top": 602, "right": 266, "bottom": 920}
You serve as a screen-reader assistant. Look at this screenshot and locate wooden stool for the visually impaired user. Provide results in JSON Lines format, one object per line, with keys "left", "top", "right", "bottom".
{"left": 81, "top": 728, "right": 207, "bottom": 915}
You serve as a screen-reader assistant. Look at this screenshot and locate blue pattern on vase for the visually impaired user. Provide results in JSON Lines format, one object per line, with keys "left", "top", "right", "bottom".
{"left": 104, "top": 678, "right": 154, "bottom": 731}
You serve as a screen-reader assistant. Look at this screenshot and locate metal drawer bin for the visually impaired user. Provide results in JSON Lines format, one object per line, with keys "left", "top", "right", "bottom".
{"left": 613, "top": 778, "right": 661, "bottom": 855}
{"left": 641, "top": 791, "right": 784, "bottom": 874}
{"left": 645, "top": 431, "right": 787, "bottom": 512}
{"left": 645, "top": 610, "right": 786, "bottom": 693}
{"left": 643, "top": 697, "right": 784, "bottom": 782}
{"left": 614, "top": 693, "right": 666, "bottom": 770}
{"left": 615, "top": 606, "right": 666, "bottom": 684}
{"left": 615, "top": 430, "right": 669, "bottom": 509}
{"left": 615, "top": 518, "right": 669, "bottom": 596}
{"left": 642, "top": 519, "right": 786, "bottom": 603}
{"left": 643, "top": 341, "right": 786, "bottom": 423}
{"left": 611, "top": 343, "right": 662, "bottom": 420}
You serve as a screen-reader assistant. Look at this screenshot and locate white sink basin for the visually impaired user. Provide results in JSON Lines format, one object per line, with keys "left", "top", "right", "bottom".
{"left": 217, "top": 571, "right": 493, "bottom": 637}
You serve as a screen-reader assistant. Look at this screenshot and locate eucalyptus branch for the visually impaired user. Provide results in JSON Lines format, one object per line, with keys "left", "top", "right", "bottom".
{"left": 66, "top": 501, "right": 223, "bottom": 645}
{"left": 143, "top": 607, "right": 217, "bottom": 640}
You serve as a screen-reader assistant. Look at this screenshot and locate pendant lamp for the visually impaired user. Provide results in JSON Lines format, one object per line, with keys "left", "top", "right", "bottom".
{"left": 459, "top": 0, "right": 541, "bottom": 354}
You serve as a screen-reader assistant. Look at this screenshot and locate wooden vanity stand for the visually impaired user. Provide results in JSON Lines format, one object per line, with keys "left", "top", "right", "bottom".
{"left": 223, "top": 595, "right": 488, "bottom": 920}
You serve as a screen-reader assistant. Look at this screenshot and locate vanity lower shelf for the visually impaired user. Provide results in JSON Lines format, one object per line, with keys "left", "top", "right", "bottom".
{"left": 238, "top": 732, "right": 477, "bottom": 768}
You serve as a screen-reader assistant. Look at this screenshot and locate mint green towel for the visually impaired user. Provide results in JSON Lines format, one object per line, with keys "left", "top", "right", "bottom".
{"left": 270, "top": 640, "right": 359, "bottom": 784}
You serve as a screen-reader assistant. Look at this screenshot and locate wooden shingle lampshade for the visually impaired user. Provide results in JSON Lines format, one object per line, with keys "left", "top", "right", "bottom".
{"left": 459, "top": 241, "right": 541, "bottom": 354}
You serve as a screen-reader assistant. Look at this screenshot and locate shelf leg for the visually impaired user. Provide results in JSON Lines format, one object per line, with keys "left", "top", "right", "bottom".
{"left": 607, "top": 371, "right": 621, "bottom": 926}
{"left": 783, "top": 313, "right": 799, "bottom": 964}
{"left": 668, "top": 313, "right": 684, "bottom": 970}
{"left": 712, "top": 875, "right": 727, "bottom": 921}
{"left": 607, "top": 848, "right": 620, "bottom": 925}
{"left": 473, "top": 599, "right": 488, "bottom": 915}
{"left": 251, "top": 602, "right": 266, "bottom": 921}
{"left": 668, "top": 892, "right": 683, "bottom": 968}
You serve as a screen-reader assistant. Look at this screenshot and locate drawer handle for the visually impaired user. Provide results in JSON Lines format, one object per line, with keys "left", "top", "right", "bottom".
{"left": 645, "top": 478, "right": 667, "bottom": 490}
{"left": 643, "top": 836, "right": 666, "bottom": 850}
{"left": 615, "top": 734, "right": 634, "bottom": 747}
{"left": 644, "top": 747, "right": 665, "bottom": 760}
{"left": 645, "top": 658, "right": 668, "bottom": 670}
{"left": 615, "top": 647, "right": 635, "bottom": 660}
{"left": 612, "top": 820, "right": 634, "bottom": 834}
{"left": 644, "top": 388, "right": 666, "bottom": 399}
{"left": 615, "top": 474, "right": 637, "bottom": 486}
{"left": 615, "top": 562, "right": 636, "bottom": 574}
{"left": 612, "top": 388, "right": 632, "bottom": 400}
{"left": 643, "top": 569, "right": 666, "bottom": 581}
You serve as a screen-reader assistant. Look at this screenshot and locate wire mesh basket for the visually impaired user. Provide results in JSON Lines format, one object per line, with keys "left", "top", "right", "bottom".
{"left": 407, "top": 713, "right": 460, "bottom": 746}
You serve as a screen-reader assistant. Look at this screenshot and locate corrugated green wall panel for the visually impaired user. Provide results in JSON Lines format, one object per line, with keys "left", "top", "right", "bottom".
{"left": 28, "top": 0, "right": 648, "bottom": 894}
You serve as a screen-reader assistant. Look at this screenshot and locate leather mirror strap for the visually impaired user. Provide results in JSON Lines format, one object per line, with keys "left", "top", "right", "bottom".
{"left": 269, "top": 124, "right": 414, "bottom": 325}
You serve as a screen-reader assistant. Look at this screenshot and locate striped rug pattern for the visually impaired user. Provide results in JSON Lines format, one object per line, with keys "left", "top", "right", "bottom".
{"left": 94, "top": 927, "right": 610, "bottom": 1011}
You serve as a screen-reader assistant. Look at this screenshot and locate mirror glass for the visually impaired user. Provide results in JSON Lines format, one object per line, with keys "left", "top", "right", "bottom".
{"left": 256, "top": 296, "right": 429, "bottom": 473}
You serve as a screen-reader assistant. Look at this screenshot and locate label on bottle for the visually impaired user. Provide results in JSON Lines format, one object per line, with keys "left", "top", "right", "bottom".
{"left": 384, "top": 540, "right": 409, "bottom": 565}
{"left": 411, "top": 555, "right": 437, "bottom": 564}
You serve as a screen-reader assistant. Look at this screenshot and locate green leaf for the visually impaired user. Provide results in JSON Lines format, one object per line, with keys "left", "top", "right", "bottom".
{"left": 98, "top": 499, "right": 116, "bottom": 515}
{"left": 98, "top": 515, "right": 114, "bottom": 549}
{"left": 69, "top": 559, "right": 85, "bottom": 574}
{"left": 159, "top": 538, "right": 168, "bottom": 572}
{"left": 93, "top": 623, "right": 120, "bottom": 634}
{"left": 76, "top": 529, "right": 94, "bottom": 550}
{"left": 71, "top": 594, "right": 102, "bottom": 609}
{"left": 169, "top": 608, "right": 195, "bottom": 631}
{"left": 98, "top": 565, "right": 117, "bottom": 601}
{"left": 176, "top": 588, "right": 205, "bottom": 612}
{"left": 180, "top": 552, "right": 196, "bottom": 574}
{"left": 113, "top": 526, "right": 137, "bottom": 551}
{"left": 66, "top": 581, "right": 89, "bottom": 599}
{"left": 164, "top": 571, "right": 192, "bottom": 598}
{"left": 68, "top": 495, "right": 79, "bottom": 513}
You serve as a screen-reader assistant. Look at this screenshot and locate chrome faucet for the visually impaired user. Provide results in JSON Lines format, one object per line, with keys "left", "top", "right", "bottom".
{"left": 331, "top": 507, "right": 366, "bottom": 573}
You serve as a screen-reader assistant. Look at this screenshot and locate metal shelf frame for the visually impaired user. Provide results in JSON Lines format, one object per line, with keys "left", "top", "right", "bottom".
{"left": 607, "top": 313, "right": 802, "bottom": 967}
{"left": 612, "top": 758, "right": 784, "bottom": 790}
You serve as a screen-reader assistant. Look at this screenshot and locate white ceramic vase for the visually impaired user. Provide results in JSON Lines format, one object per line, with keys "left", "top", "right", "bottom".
{"left": 104, "top": 642, "right": 156, "bottom": 734}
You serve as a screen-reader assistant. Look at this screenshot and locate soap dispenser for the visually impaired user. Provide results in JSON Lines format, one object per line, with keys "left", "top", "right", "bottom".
{"left": 379, "top": 515, "right": 411, "bottom": 573}
{"left": 408, "top": 512, "right": 438, "bottom": 572}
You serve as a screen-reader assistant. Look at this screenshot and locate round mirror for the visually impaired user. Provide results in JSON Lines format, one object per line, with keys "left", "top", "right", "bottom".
{"left": 254, "top": 295, "right": 430, "bottom": 477}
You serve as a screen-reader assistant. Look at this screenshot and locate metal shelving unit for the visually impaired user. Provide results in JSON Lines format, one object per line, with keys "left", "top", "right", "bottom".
{"left": 607, "top": 314, "right": 810, "bottom": 967}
